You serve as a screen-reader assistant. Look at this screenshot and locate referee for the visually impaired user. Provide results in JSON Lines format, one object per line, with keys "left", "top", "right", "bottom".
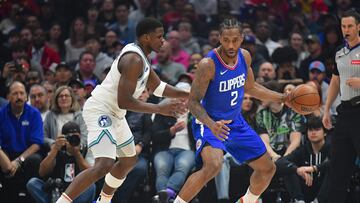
{"left": 322, "top": 9, "right": 360, "bottom": 203}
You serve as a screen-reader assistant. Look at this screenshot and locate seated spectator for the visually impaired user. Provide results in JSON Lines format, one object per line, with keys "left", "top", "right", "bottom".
{"left": 272, "top": 46, "right": 303, "bottom": 85}
{"left": 74, "top": 51, "right": 101, "bottom": 89}
{"left": 154, "top": 41, "right": 186, "bottom": 85}
{"left": 46, "top": 22, "right": 65, "bottom": 59}
{"left": 241, "top": 35, "right": 267, "bottom": 75}
{"left": 112, "top": 89, "right": 152, "bottom": 203}
{"left": 68, "top": 79, "right": 87, "bottom": 109}
{"left": 151, "top": 80, "right": 195, "bottom": 203}
{"left": 54, "top": 62, "right": 74, "bottom": 87}
{"left": 25, "top": 70, "right": 42, "bottom": 91}
{"left": 277, "top": 116, "right": 330, "bottom": 203}
{"left": 29, "top": 84, "right": 50, "bottom": 121}
{"left": 83, "top": 34, "right": 113, "bottom": 79}
{"left": 256, "top": 81, "right": 305, "bottom": 161}
{"left": 166, "top": 30, "right": 190, "bottom": 68}
{"left": 30, "top": 27, "right": 61, "bottom": 74}
{"left": 308, "top": 61, "right": 340, "bottom": 116}
{"left": 178, "top": 21, "right": 201, "bottom": 55}
{"left": 27, "top": 121, "right": 95, "bottom": 203}
{"left": 256, "top": 61, "right": 276, "bottom": 83}
{"left": 43, "top": 86, "right": 87, "bottom": 148}
{"left": 109, "top": 3, "right": 136, "bottom": 44}
{"left": 0, "top": 81, "right": 43, "bottom": 201}
{"left": 64, "top": 17, "right": 86, "bottom": 64}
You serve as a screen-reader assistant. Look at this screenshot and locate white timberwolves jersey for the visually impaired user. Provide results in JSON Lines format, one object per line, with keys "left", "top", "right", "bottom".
{"left": 90, "top": 43, "right": 150, "bottom": 118}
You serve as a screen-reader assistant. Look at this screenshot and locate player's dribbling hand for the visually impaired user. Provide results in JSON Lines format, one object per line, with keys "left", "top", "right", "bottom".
{"left": 158, "top": 99, "right": 187, "bottom": 118}
{"left": 322, "top": 111, "right": 332, "bottom": 130}
{"left": 282, "top": 92, "right": 293, "bottom": 109}
{"left": 210, "top": 120, "right": 232, "bottom": 141}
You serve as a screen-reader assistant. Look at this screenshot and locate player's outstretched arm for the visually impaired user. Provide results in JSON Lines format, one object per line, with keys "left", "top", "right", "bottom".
{"left": 117, "top": 53, "right": 186, "bottom": 117}
{"left": 147, "top": 68, "right": 189, "bottom": 99}
{"left": 242, "top": 49, "right": 289, "bottom": 104}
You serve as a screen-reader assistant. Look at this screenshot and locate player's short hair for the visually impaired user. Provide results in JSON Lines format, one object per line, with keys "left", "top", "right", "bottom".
{"left": 342, "top": 9, "right": 360, "bottom": 24}
{"left": 136, "top": 18, "right": 163, "bottom": 38}
{"left": 219, "top": 18, "right": 243, "bottom": 34}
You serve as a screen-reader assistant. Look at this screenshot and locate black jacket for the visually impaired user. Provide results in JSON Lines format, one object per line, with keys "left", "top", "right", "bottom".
{"left": 277, "top": 139, "right": 331, "bottom": 179}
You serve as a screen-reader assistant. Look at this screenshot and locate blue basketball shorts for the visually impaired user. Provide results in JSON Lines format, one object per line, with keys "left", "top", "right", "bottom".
{"left": 192, "top": 115, "right": 266, "bottom": 165}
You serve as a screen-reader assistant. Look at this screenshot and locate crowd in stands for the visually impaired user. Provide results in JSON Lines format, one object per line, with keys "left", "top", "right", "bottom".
{"left": 0, "top": 0, "right": 359, "bottom": 203}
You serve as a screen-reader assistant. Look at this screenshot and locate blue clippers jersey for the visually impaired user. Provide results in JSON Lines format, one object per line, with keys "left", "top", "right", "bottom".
{"left": 202, "top": 49, "right": 247, "bottom": 121}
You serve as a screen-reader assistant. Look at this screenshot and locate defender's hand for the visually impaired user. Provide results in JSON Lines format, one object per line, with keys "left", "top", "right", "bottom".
{"left": 346, "top": 77, "right": 360, "bottom": 89}
{"left": 210, "top": 120, "right": 232, "bottom": 141}
{"left": 158, "top": 99, "right": 187, "bottom": 118}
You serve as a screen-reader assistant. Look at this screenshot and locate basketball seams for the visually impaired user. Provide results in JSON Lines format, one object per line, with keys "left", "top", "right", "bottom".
{"left": 291, "top": 93, "right": 321, "bottom": 105}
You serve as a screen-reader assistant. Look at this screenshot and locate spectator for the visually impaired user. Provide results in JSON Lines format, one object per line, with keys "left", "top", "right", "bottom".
{"left": 97, "top": 0, "right": 117, "bottom": 29}
{"left": 255, "top": 21, "right": 282, "bottom": 56}
{"left": 256, "top": 80, "right": 305, "bottom": 161}
{"left": 299, "top": 34, "right": 325, "bottom": 82}
{"left": 75, "top": 51, "right": 101, "bottom": 88}
{"left": 68, "top": 79, "right": 87, "bottom": 109}
{"left": 0, "top": 81, "right": 43, "bottom": 201}
{"left": 308, "top": 61, "right": 340, "bottom": 116}
{"left": 25, "top": 70, "right": 42, "bottom": 92}
{"left": 277, "top": 116, "right": 330, "bottom": 203}
{"left": 178, "top": 21, "right": 200, "bottom": 55}
{"left": 46, "top": 22, "right": 65, "bottom": 59}
{"left": 241, "top": 35, "right": 267, "bottom": 75}
{"left": 256, "top": 61, "right": 276, "bottom": 83}
{"left": 154, "top": 41, "right": 186, "bottom": 85}
{"left": 205, "top": 27, "right": 220, "bottom": 49}
{"left": 30, "top": 27, "right": 61, "bottom": 73}
{"left": 43, "top": 86, "right": 87, "bottom": 148}
{"left": 113, "top": 89, "right": 152, "bottom": 203}
{"left": 54, "top": 62, "right": 73, "bottom": 87}
{"left": 43, "top": 81, "right": 55, "bottom": 106}
{"left": 167, "top": 30, "right": 190, "bottom": 68}
{"left": 109, "top": 3, "right": 136, "bottom": 45}
{"left": 20, "top": 27, "right": 33, "bottom": 50}
{"left": 102, "top": 30, "right": 120, "bottom": 59}
{"left": 29, "top": 84, "right": 50, "bottom": 121}
{"left": 189, "top": 53, "right": 202, "bottom": 67}
{"left": 289, "top": 31, "right": 309, "bottom": 69}
{"left": 128, "top": 0, "right": 154, "bottom": 25}
{"left": 83, "top": 34, "right": 113, "bottom": 79}
{"left": 151, "top": 80, "right": 195, "bottom": 203}
{"left": 64, "top": 17, "right": 87, "bottom": 64}
{"left": 27, "top": 121, "right": 95, "bottom": 203}
{"left": 86, "top": 6, "right": 106, "bottom": 36}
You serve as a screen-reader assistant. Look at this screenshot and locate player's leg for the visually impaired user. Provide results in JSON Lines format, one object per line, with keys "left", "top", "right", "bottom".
{"left": 96, "top": 119, "right": 138, "bottom": 203}
{"left": 241, "top": 153, "right": 275, "bottom": 203}
{"left": 174, "top": 145, "right": 224, "bottom": 203}
{"left": 57, "top": 157, "right": 115, "bottom": 203}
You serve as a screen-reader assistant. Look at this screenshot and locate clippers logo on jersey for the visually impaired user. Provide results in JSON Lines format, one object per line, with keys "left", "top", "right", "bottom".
{"left": 219, "top": 73, "right": 245, "bottom": 92}
{"left": 98, "top": 115, "right": 112, "bottom": 127}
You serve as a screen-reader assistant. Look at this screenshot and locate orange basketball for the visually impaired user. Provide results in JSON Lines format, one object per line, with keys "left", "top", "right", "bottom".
{"left": 290, "top": 84, "right": 321, "bottom": 115}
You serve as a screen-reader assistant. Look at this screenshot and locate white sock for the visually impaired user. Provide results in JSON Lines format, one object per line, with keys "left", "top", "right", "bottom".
{"left": 96, "top": 191, "right": 113, "bottom": 203}
{"left": 56, "top": 193, "right": 72, "bottom": 203}
{"left": 173, "top": 196, "right": 187, "bottom": 203}
{"left": 241, "top": 187, "right": 260, "bottom": 203}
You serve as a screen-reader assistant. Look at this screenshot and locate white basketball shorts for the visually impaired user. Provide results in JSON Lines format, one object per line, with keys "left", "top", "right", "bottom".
{"left": 82, "top": 97, "right": 136, "bottom": 159}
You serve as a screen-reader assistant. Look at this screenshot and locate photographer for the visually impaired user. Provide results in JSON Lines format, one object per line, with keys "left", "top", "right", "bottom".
{"left": 26, "top": 121, "right": 95, "bottom": 203}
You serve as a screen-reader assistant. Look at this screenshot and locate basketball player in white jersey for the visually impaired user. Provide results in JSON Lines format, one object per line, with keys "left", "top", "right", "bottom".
{"left": 56, "top": 18, "right": 189, "bottom": 203}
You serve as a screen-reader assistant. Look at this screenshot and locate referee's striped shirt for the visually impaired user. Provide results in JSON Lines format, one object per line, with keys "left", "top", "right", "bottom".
{"left": 333, "top": 43, "right": 360, "bottom": 101}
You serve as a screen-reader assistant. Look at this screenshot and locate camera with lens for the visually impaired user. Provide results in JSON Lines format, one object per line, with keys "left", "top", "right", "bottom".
{"left": 65, "top": 133, "right": 81, "bottom": 146}
{"left": 43, "top": 178, "right": 63, "bottom": 203}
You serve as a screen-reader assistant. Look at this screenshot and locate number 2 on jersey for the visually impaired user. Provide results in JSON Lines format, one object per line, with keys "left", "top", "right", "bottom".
{"left": 231, "top": 91, "right": 238, "bottom": 106}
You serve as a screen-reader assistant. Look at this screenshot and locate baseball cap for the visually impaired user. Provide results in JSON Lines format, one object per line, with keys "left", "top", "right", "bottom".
{"left": 306, "top": 34, "right": 320, "bottom": 44}
{"left": 309, "top": 61, "right": 325, "bottom": 72}
{"left": 62, "top": 121, "right": 80, "bottom": 135}
{"left": 243, "top": 35, "right": 256, "bottom": 44}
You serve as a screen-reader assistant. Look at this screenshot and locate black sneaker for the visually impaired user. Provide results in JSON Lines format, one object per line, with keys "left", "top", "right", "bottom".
{"left": 158, "top": 190, "right": 170, "bottom": 203}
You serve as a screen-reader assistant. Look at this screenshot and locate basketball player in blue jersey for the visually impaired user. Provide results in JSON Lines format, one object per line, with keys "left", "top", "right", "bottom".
{"left": 173, "top": 19, "right": 292, "bottom": 203}
{"left": 56, "top": 18, "right": 189, "bottom": 203}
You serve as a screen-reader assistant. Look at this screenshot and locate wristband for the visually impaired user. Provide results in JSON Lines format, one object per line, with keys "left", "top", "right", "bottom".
{"left": 153, "top": 81, "right": 167, "bottom": 97}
